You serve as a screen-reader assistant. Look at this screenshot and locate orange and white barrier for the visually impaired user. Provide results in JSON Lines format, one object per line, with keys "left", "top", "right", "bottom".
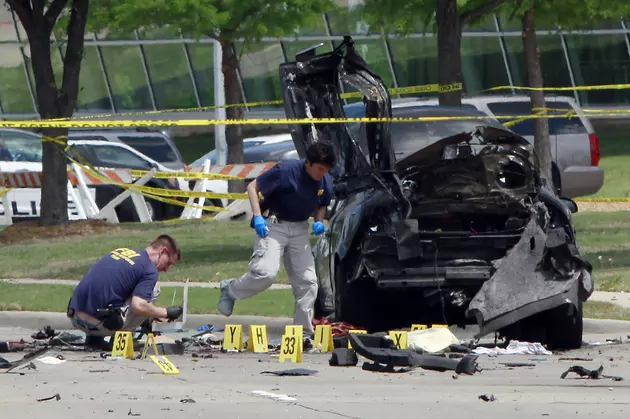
{"left": 1, "top": 160, "right": 278, "bottom": 225}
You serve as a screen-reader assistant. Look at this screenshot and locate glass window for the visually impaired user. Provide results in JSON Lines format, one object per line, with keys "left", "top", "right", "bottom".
{"left": 282, "top": 41, "right": 331, "bottom": 62}
{"left": 503, "top": 35, "right": 573, "bottom": 90}
{"left": 117, "top": 135, "right": 179, "bottom": 163}
{"left": 100, "top": 46, "right": 153, "bottom": 110}
{"left": 389, "top": 37, "right": 439, "bottom": 99}
{"left": 486, "top": 101, "right": 587, "bottom": 136}
{"left": 0, "top": 9, "right": 17, "bottom": 42}
{"left": 326, "top": 7, "right": 381, "bottom": 35}
{"left": 461, "top": 36, "right": 510, "bottom": 93}
{"left": 73, "top": 144, "right": 153, "bottom": 169}
{"left": 237, "top": 42, "right": 284, "bottom": 104}
{"left": 137, "top": 26, "right": 181, "bottom": 39}
{"left": 76, "top": 47, "right": 112, "bottom": 112}
{"left": 186, "top": 43, "right": 215, "bottom": 107}
{"left": 462, "top": 13, "right": 498, "bottom": 32}
{"left": 330, "top": 39, "right": 394, "bottom": 104}
{"left": 143, "top": 44, "right": 197, "bottom": 110}
{"left": 0, "top": 130, "right": 43, "bottom": 162}
{"left": 293, "top": 15, "right": 328, "bottom": 36}
{"left": 566, "top": 35, "right": 630, "bottom": 105}
{"left": 0, "top": 45, "right": 35, "bottom": 113}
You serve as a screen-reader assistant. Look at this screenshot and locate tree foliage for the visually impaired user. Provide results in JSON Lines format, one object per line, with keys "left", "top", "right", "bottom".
{"left": 359, "top": 0, "right": 505, "bottom": 105}
{"left": 88, "top": 0, "right": 335, "bottom": 192}
{"left": 497, "top": 0, "right": 630, "bottom": 183}
{"left": 5, "top": 0, "right": 90, "bottom": 226}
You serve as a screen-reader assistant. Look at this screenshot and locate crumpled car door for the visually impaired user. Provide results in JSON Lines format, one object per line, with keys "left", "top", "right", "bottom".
{"left": 278, "top": 36, "right": 397, "bottom": 178}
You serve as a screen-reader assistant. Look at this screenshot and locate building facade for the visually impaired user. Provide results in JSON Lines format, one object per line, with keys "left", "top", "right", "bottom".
{"left": 1, "top": 7, "right": 629, "bottom": 118}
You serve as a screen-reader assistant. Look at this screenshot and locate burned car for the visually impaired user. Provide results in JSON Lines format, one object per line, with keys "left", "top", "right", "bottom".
{"left": 278, "top": 36, "right": 593, "bottom": 350}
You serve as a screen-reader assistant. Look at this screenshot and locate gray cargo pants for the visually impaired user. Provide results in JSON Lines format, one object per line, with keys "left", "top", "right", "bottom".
{"left": 226, "top": 219, "right": 318, "bottom": 336}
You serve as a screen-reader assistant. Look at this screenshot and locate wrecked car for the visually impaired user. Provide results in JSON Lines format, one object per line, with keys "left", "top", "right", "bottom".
{"left": 278, "top": 36, "right": 594, "bottom": 350}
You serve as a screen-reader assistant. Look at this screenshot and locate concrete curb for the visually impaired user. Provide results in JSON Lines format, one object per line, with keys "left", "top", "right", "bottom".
{"left": 0, "top": 311, "right": 293, "bottom": 336}
{"left": 1, "top": 311, "right": 628, "bottom": 338}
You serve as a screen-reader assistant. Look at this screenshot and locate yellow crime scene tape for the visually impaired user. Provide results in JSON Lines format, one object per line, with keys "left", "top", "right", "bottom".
{"left": 130, "top": 170, "right": 244, "bottom": 181}
{"left": 0, "top": 113, "right": 607, "bottom": 129}
{"left": 42, "top": 82, "right": 463, "bottom": 122}
{"left": 40, "top": 136, "right": 247, "bottom": 211}
{"left": 32, "top": 80, "right": 630, "bottom": 124}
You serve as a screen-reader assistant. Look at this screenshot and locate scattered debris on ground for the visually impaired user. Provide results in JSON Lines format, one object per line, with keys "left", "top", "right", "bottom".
{"left": 479, "top": 394, "right": 497, "bottom": 402}
{"left": 472, "top": 341, "right": 552, "bottom": 356}
{"left": 36, "top": 393, "right": 60, "bottom": 402}
{"left": 560, "top": 365, "right": 624, "bottom": 381}
{"left": 0, "top": 219, "right": 122, "bottom": 245}
{"left": 261, "top": 368, "right": 318, "bottom": 376}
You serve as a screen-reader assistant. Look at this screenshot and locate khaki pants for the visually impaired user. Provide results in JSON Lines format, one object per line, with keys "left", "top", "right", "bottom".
{"left": 70, "top": 282, "right": 161, "bottom": 337}
{"left": 227, "top": 219, "right": 318, "bottom": 336}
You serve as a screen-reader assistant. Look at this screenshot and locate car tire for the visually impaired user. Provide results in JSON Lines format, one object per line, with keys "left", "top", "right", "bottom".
{"left": 545, "top": 301, "right": 583, "bottom": 350}
{"left": 334, "top": 261, "right": 377, "bottom": 331}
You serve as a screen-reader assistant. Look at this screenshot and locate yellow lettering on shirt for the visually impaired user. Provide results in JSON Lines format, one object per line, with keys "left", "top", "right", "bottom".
{"left": 317, "top": 189, "right": 324, "bottom": 196}
{"left": 110, "top": 248, "right": 141, "bottom": 265}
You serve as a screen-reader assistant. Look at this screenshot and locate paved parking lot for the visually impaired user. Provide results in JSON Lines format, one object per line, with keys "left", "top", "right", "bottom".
{"left": 2, "top": 326, "right": 630, "bottom": 418}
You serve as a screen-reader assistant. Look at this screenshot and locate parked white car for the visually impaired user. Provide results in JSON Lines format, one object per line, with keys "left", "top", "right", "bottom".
{"left": 0, "top": 128, "right": 190, "bottom": 223}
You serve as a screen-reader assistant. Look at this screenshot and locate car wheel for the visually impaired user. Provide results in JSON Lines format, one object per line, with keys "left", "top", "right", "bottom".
{"left": 545, "top": 301, "right": 583, "bottom": 350}
{"left": 334, "top": 261, "right": 377, "bottom": 331}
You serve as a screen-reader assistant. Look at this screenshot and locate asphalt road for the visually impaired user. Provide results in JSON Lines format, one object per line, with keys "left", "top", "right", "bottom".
{"left": 2, "top": 326, "right": 630, "bottom": 418}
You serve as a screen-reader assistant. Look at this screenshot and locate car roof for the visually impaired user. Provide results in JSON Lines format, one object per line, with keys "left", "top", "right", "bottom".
{"left": 67, "top": 139, "right": 171, "bottom": 170}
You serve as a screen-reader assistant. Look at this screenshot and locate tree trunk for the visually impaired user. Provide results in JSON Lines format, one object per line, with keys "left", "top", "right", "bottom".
{"left": 17, "top": 0, "right": 89, "bottom": 226}
{"left": 436, "top": 0, "right": 463, "bottom": 106}
{"left": 28, "top": 36, "right": 71, "bottom": 226}
{"left": 522, "top": 6, "right": 552, "bottom": 182}
{"left": 221, "top": 40, "right": 245, "bottom": 194}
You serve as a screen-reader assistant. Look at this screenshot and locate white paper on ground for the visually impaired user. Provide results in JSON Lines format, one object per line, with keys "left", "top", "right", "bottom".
{"left": 36, "top": 356, "right": 67, "bottom": 365}
{"left": 407, "top": 327, "right": 460, "bottom": 353}
{"left": 251, "top": 390, "right": 297, "bottom": 402}
{"left": 472, "top": 340, "right": 552, "bottom": 356}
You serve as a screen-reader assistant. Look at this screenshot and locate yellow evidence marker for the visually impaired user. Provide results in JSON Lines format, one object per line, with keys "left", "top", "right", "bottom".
{"left": 411, "top": 324, "right": 428, "bottom": 331}
{"left": 247, "top": 325, "right": 269, "bottom": 353}
{"left": 347, "top": 329, "right": 367, "bottom": 348}
{"left": 141, "top": 333, "right": 159, "bottom": 360}
{"left": 314, "top": 324, "right": 334, "bottom": 352}
{"left": 111, "top": 331, "right": 135, "bottom": 359}
{"left": 223, "top": 324, "right": 244, "bottom": 351}
{"left": 279, "top": 333, "right": 302, "bottom": 363}
{"left": 285, "top": 325, "right": 304, "bottom": 353}
{"left": 388, "top": 330, "right": 408, "bottom": 349}
{"left": 150, "top": 355, "right": 179, "bottom": 375}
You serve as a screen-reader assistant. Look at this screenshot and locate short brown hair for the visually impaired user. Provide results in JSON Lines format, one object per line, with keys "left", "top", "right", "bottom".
{"left": 149, "top": 234, "right": 181, "bottom": 261}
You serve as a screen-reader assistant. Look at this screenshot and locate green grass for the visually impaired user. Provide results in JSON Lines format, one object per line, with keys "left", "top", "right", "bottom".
{"left": 573, "top": 211, "right": 630, "bottom": 291}
{"left": 0, "top": 282, "right": 294, "bottom": 317}
{"left": 0, "top": 219, "right": 324, "bottom": 283}
{"left": 587, "top": 121, "right": 630, "bottom": 199}
{"left": 0, "top": 211, "right": 630, "bottom": 291}
{"left": 582, "top": 301, "right": 630, "bottom": 321}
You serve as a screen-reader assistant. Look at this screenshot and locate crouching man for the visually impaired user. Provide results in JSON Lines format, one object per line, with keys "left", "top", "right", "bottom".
{"left": 67, "top": 234, "right": 184, "bottom": 350}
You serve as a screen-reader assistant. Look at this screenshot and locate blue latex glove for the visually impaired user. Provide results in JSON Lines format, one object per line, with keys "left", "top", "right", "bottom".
{"left": 253, "top": 215, "right": 269, "bottom": 238}
{"left": 312, "top": 221, "right": 325, "bottom": 236}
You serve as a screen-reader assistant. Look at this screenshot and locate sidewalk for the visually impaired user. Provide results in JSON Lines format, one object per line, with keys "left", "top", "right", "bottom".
{"left": 1, "top": 278, "right": 627, "bottom": 307}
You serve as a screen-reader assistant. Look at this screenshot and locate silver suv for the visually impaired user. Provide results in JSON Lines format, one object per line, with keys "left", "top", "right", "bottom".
{"left": 410, "top": 95, "right": 604, "bottom": 198}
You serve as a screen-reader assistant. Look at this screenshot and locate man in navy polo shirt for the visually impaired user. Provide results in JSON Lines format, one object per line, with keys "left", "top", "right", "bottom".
{"left": 217, "top": 141, "right": 335, "bottom": 340}
{"left": 67, "top": 234, "right": 184, "bottom": 349}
